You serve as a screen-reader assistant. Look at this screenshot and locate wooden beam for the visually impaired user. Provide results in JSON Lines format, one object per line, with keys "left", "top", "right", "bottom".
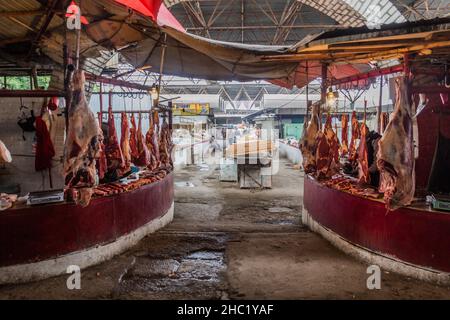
{"left": 27, "top": 0, "right": 59, "bottom": 59}
{"left": 0, "top": 36, "right": 33, "bottom": 46}
{"left": 0, "top": 10, "right": 46, "bottom": 17}
{"left": 0, "top": 89, "right": 65, "bottom": 97}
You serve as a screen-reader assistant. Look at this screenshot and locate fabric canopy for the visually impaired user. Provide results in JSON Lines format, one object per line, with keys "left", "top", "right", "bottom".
{"left": 82, "top": 0, "right": 368, "bottom": 88}
{"left": 113, "top": 0, "right": 162, "bottom": 21}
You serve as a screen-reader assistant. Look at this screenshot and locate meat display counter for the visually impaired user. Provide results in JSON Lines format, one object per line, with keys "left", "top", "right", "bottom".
{"left": 0, "top": 172, "right": 174, "bottom": 284}
{"left": 303, "top": 175, "right": 450, "bottom": 284}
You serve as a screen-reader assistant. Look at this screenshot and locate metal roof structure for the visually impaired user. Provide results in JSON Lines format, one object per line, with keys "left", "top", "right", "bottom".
{"left": 164, "top": 0, "right": 449, "bottom": 45}
{"left": 0, "top": 0, "right": 448, "bottom": 115}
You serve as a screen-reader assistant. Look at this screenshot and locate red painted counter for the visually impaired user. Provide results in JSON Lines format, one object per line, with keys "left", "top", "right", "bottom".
{"left": 0, "top": 173, "right": 174, "bottom": 268}
{"left": 303, "top": 175, "right": 450, "bottom": 273}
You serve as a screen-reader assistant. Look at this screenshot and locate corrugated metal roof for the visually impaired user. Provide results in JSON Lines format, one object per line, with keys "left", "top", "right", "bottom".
{"left": 0, "top": 0, "right": 64, "bottom": 41}
{"left": 0, "top": 0, "right": 42, "bottom": 40}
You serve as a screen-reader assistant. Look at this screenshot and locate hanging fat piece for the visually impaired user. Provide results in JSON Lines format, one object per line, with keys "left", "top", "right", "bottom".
{"left": 96, "top": 113, "right": 107, "bottom": 181}
{"left": 315, "top": 114, "right": 340, "bottom": 179}
{"left": 34, "top": 108, "right": 55, "bottom": 172}
{"left": 129, "top": 114, "right": 139, "bottom": 163}
{"left": 120, "top": 112, "right": 132, "bottom": 174}
{"left": 357, "top": 121, "right": 370, "bottom": 185}
{"left": 377, "top": 77, "right": 415, "bottom": 210}
{"left": 63, "top": 71, "right": 101, "bottom": 207}
{"left": 134, "top": 113, "right": 151, "bottom": 167}
{"left": 340, "top": 114, "right": 349, "bottom": 156}
{"left": 105, "top": 103, "right": 125, "bottom": 177}
{"left": 349, "top": 111, "right": 360, "bottom": 163}
{"left": 0, "top": 139, "right": 12, "bottom": 163}
{"left": 299, "top": 102, "right": 320, "bottom": 174}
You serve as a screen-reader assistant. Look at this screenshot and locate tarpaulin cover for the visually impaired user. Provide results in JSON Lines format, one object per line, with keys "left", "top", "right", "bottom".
{"left": 84, "top": 0, "right": 368, "bottom": 88}
{"left": 113, "top": 0, "right": 162, "bottom": 21}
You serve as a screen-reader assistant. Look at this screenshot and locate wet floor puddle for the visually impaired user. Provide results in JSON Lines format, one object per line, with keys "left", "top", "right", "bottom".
{"left": 114, "top": 249, "right": 227, "bottom": 299}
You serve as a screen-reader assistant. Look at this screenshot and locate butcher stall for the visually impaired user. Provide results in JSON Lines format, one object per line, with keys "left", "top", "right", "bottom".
{"left": 0, "top": 1, "right": 177, "bottom": 284}
{"left": 291, "top": 20, "right": 450, "bottom": 284}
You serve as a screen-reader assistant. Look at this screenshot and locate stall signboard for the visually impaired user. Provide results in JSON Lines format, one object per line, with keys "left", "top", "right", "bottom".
{"left": 173, "top": 103, "right": 210, "bottom": 116}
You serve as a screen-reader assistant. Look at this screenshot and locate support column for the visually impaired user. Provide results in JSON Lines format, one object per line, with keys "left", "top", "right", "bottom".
{"left": 377, "top": 75, "right": 383, "bottom": 133}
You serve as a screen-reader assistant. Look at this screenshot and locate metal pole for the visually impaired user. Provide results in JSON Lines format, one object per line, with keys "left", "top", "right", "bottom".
{"left": 377, "top": 75, "right": 383, "bottom": 133}
{"left": 99, "top": 83, "right": 103, "bottom": 122}
{"left": 74, "top": 0, "right": 82, "bottom": 70}
{"left": 320, "top": 63, "right": 328, "bottom": 129}
{"left": 364, "top": 99, "right": 367, "bottom": 124}
{"left": 305, "top": 61, "right": 309, "bottom": 124}
{"left": 168, "top": 100, "right": 173, "bottom": 131}
{"left": 156, "top": 33, "right": 167, "bottom": 107}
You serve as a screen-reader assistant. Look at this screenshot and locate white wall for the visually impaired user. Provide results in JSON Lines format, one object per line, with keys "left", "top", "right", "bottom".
{"left": 0, "top": 98, "right": 64, "bottom": 195}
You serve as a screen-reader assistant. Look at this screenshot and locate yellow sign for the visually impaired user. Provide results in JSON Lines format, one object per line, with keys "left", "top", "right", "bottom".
{"left": 172, "top": 103, "right": 210, "bottom": 116}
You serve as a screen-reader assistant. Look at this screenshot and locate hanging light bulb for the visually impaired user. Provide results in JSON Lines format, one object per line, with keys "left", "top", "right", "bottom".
{"left": 150, "top": 84, "right": 159, "bottom": 107}
{"left": 326, "top": 87, "right": 338, "bottom": 111}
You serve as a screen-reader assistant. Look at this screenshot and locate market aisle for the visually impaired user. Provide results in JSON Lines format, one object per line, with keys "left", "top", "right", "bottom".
{"left": 0, "top": 158, "right": 450, "bottom": 299}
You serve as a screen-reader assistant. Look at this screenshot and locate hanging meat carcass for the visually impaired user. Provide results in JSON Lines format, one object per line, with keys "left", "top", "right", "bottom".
{"left": 299, "top": 102, "right": 320, "bottom": 173}
{"left": 134, "top": 113, "right": 151, "bottom": 167}
{"left": 96, "top": 113, "right": 107, "bottom": 181}
{"left": 358, "top": 121, "right": 370, "bottom": 185}
{"left": 377, "top": 77, "right": 415, "bottom": 210}
{"left": 129, "top": 114, "right": 139, "bottom": 163}
{"left": 145, "top": 111, "right": 158, "bottom": 170}
{"left": 315, "top": 114, "right": 340, "bottom": 179}
{"left": 0, "top": 140, "right": 12, "bottom": 163}
{"left": 152, "top": 110, "right": 161, "bottom": 163}
{"left": 105, "top": 103, "right": 125, "bottom": 178}
{"left": 120, "top": 112, "right": 132, "bottom": 174}
{"left": 340, "top": 114, "right": 349, "bottom": 156}
{"left": 35, "top": 106, "right": 55, "bottom": 173}
{"left": 349, "top": 111, "right": 360, "bottom": 162}
{"left": 63, "top": 70, "right": 101, "bottom": 207}
{"left": 159, "top": 117, "right": 173, "bottom": 168}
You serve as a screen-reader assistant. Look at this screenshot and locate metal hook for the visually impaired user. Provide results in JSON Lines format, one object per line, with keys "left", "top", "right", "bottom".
{"left": 445, "top": 63, "right": 450, "bottom": 88}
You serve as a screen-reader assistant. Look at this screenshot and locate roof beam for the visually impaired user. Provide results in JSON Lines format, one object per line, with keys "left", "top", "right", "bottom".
{"left": 27, "top": 0, "right": 59, "bottom": 59}
{"left": 186, "top": 24, "right": 345, "bottom": 31}
{"left": 0, "top": 10, "right": 47, "bottom": 17}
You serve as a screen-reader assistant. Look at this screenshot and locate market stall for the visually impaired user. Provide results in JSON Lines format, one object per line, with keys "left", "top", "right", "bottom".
{"left": 0, "top": 0, "right": 177, "bottom": 284}
{"left": 295, "top": 24, "right": 450, "bottom": 283}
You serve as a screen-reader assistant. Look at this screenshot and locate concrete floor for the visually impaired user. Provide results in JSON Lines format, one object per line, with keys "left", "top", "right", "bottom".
{"left": 1, "top": 158, "right": 450, "bottom": 299}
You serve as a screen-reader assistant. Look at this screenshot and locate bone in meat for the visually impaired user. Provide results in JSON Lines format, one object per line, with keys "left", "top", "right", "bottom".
{"left": 63, "top": 71, "right": 100, "bottom": 207}
{"left": 377, "top": 77, "right": 415, "bottom": 210}
{"left": 299, "top": 102, "right": 320, "bottom": 174}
